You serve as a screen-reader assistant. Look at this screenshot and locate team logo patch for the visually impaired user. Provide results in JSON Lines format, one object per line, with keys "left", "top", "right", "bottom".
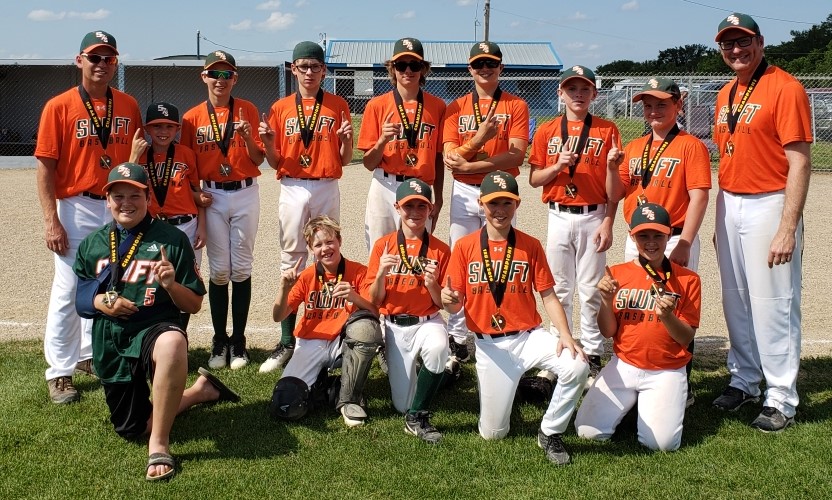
{"left": 726, "top": 14, "right": 740, "bottom": 26}
{"left": 409, "top": 180, "right": 422, "bottom": 193}
{"left": 402, "top": 39, "right": 414, "bottom": 51}
{"left": 479, "top": 42, "right": 490, "bottom": 53}
{"left": 648, "top": 78, "right": 659, "bottom": 88}
{"left": 95, "top": 31, "right": 108, "bottom": 43}
{"left": 214, "top": 51, "right": 226, "bottom": 60}
{"left": 157, "top": 104, "right": 169, "bottom": 116}
{"left": 571, "top": 65, "right": 584, "bottom": 75}
{"left": 117, "top": 165, "right": 132, "bottom": 177}
{"left": 640, "top": 206, "right": 656, "bottom": 220}
{"left": 492, "top": 175, "right": 507, "bottom": 189}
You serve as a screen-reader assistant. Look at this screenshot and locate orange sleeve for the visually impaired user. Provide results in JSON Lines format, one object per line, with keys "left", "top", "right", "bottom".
{"left": 357, "top": 94, "right": 385, "bottom": 152}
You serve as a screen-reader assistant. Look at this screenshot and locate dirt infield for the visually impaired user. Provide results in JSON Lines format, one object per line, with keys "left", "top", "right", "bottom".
{"left": 2, "top": 163, "right": 830, "bottom": 358}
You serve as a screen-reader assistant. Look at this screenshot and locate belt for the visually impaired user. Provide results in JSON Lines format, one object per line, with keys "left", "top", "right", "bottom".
{"left": 205, "top": 177, "right": 255, "bottom": 191}
{"left": 548, "top": 202, "right": 599, "bottom": 214}
{"left": 162, "top": 215, "right": 195, "bottom": 226}
{"left": 382, "top": 171, "right": 413, "bottom": 183}
{"left": 82, "top": 191, "right": 106, "bottom": 200}
{"left": 671, "top": 226, "right": 683, "bottom": 236}
{"left": 283, "top": 175, "right": 324, "bottom": 181}
{"left": 388, "top": 313, "right": 434, "bottom": 327}
{"left": 475, "top": 330, "right": 521, "bottom": 340}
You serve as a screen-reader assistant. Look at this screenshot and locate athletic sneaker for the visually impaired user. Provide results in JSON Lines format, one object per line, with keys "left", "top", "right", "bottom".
{"left": 585, "top": 355, "right": 602, "bottom": 390}
{"left": 712, "top": 386, "right": 760, "bottom": 412}
{"left": 405, "top": 411, "right": 443, "bottom": 444}
{"left": 750, "top": 406, "right": 795, "bottom": 433}
{"left": 449, "top": 337, "right": 470, "bottom": 363}
{"left": 537, "top": 429, "right": 571, "bottom": 465}
{"left": 229, "top": 342, "right": 250, "bottom": 370}
{"left": 259, "top": 344, "right": 294, "bottom": 373}
{"left": 47, "top": 376, "right": 80, "bottom": 404}
{"left": 208, "top": 341, "right": 228, "bottom": 369}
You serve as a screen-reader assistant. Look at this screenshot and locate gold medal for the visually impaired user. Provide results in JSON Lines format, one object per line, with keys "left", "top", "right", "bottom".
{"left": 156, "top": 213, "right": 168, "bottom": 221}
{"left": 405, "top": 152, "right": 418, "bottom": 167}
{"left": 102, "top": 290, "right": 119, "bottom": 308}
{"left": 99, "top": 154, "right": 112, "bottom": 169}
{"left": 565, "top": 183, "right": 578, "bottom": 198}
{"left": 321, "top": 281, "right": 335, "bottom": 299}
{"left": 411, "top": 257, "right": 424, "bottom": 276}
{"left": 725, "top": 140, "right": 735, "bottom": 158}
{"left": 490, "top": 312, "right": 506, "bottom": 332}
{"left": 299, "top": 153, "right": 312, "bottom": 168}
{"left": 636, "top": 194, "right": 648, "bottom": 206}
{"left": 650, "top": 283, "right": 664, "bottom": 297}
{"left": 219, "top": 163, "right": 232, "bottom": 177}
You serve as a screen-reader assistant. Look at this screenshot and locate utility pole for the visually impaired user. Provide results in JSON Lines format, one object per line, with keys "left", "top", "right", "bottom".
{"left": 196, "top": 30, "right": 200, "bottom": 58}
{"left": 484, "top": 0, "right": 490, "bottom": 41}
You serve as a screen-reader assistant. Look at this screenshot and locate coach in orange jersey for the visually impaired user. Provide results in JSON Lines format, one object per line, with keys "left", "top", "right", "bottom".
{"left": 36, "top": 30, "right": 142, "bottom": 404}
{"left": 258, "top": 41, "right": 353, "bottom": 373}
{"left": 710, "top": 13, "right": 812, "bottom": 432}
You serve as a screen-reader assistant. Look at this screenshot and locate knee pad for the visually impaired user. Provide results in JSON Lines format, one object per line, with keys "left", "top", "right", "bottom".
{"left": 339, "top": 311, "right": 382, "bottom": 406}
{"left": 344, "top": 311, "right": 383, "bottom": 346}
{"left": 269, "top": 376, "right": 309, "bottom": 421}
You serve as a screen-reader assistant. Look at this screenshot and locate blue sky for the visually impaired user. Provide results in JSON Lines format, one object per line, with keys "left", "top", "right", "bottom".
{"left": 1, "top": 1, "right": 829, "bottom": 68}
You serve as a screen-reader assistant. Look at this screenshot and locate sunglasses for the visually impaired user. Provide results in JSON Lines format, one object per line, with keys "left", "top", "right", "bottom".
{"left": 393, "top": 61, "right": 423, "bottom": 73}
{"left": 718, "top": 36, "right": 756, "bottom": 51}
{"left": 82, "top": 53, "right": 118, "bottom": 66}
{"left": 202, "top": 69, "right": 237, "bottom": 80}
{"left": 295, "top": 64, "right": 324, "bottom": 73}
{"left": 470, "top": 59, "right": 501, "bottom": 70}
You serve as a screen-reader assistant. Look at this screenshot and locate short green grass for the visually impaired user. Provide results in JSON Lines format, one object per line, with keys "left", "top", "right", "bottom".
{"left": 2, "top": 341, "right": 831, "bottom": 499}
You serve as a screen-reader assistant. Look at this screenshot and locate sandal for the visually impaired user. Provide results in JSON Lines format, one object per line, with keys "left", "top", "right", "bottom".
{"left": 198, "top": 367, "right": 241, "bottom": 403}
{"left": 146, "top": 452, "right": 175, "bottom": 481}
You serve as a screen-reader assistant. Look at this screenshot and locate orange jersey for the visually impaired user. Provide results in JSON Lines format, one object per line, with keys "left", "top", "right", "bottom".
{"left": 446, "top": 228, "right": 553, "bottom": 335}
{"left": 528, "top": 115, "right": 619, "bottom": 205}
{"left": 619, "top": 131, "right": 712, "bottom": 227}
{"left": 714, "top": 65, "right": 812, "bottom": 194}
{"left": 608, "top": 260, "right": 701, "bottom": 370}
{"left": 35, "top": 86, "right": 142, "bottom": 198}
{"left": 141, "top": 144, "right": 199, "bottom": 218}
{"left": 267, "top": 91, "right": 351, "bottom": 179}
{"left": 357, "top": 91, "right": 446, "bottom": 184}
{"left": 286, "top": 259, "right": 368, "bottom": 341}
{"left": 443, "top": 91, "right": 529, "bottom": 185}
{"left": 180, "top": 98, "right": 264, "bottom": 182}
{"left": 365, "top": 231, "right": 451, "bottom": 317}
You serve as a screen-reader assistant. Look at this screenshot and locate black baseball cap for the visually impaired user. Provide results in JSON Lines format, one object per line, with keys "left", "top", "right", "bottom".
{"left": 469, "top": 41, "right": 502, "bottom": 63}
{"left": 629, "top": 203, "right": 671, "bottom": 235}
{"left": 145, "top": 102, "right": 180, "bottom": 126}
{"left": 480, "top": 171, "right": 520, "bottom": 203}
{"left": 293, "top": 41, "right": 324, "bottom": 63}
{"left": 392, "top": 38, "right": 424, "bottom": 61}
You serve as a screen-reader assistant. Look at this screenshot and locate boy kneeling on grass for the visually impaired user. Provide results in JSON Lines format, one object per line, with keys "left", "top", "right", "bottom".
{"left": 74, "top": 163, "right": 239, "bottom": 482}
{"left": 270, "top": 215, "right": 382, "bottom": 428}
{"left": 575, "top": 203, "right": 701, "bottom": 451}
{"left": 441, "top": 170, "right": 589, "bottom": 465}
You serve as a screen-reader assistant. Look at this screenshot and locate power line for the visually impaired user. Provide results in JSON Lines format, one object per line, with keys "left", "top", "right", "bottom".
{"left": 679, "top": 0, "right": 817, "bottom": 25}
{"left": 200, "top": 34, "right": 293, "bottom": 54}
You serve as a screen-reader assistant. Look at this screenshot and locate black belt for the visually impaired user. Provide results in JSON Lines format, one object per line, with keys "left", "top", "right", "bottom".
{"left": 284, "top": 175, "right": 324, "bottom": 181}
{"left": 475, "top": 330, "right": 521, "bottom": 340}
{"left": 381, "top": 171, "right": 413, "bottom": 183}
{"left": 161, "top": 214, "right": 195, "bottom": 226}
{"left": 671, "top": 226, "right": 683, "bottom": 236}
{"left": 205, "top": 177, "right": 254, "bottom": 191}
{"left": 388, "top": 313, "right": 434, "bottom": 327}
{"left": 548, "top": 202, "right": 599, "bottom": 214}
{"left": 81, "top": 191, "right": 106, "bottom": 200}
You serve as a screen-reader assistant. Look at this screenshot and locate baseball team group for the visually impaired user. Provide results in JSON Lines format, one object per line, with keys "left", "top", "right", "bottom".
{"left": 35, "top": 11, "right": 811, "bottom": 481}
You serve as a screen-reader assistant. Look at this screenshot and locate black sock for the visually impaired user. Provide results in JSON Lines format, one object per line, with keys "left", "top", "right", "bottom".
{"left": 208, "top": 281, "right": 229, "bottom": 344}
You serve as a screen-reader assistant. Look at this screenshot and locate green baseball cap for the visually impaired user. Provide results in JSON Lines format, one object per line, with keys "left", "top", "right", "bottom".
{"left": 204, "top": 50, "right": 237, "bottom": 70}
{"left": 632, "top": 77, "right": 681, "bottom": 102}
{"left": 396, "top": 178, "right": 433, "bottom": 205}
{"left": 145, "top": 102, "right": 180, "bottom": 126}
{"left": 715, "top": 13, "right": 761, "bottom": 41}
{"left": 104, "top": 163, "right": 149, "bottom": 192}
{"left": 80, "top": 30, "right": 118, "bottom": 55}
{"left": 480, "top": 171, "right": 520, "bottom": 203}
{"left": 469, "top": 41, "right": 502, "bottom": 63}
{"left": 560, "top": 65, "right": 596, "bottom": 87}
{"left": 629, "top": 203, "right": 671, "bottom": 235}
{"left": 392, "top": 38, "right": 424, "bottom": 61}
{"left": 293, "top": 41, "right": 324, "bottom": 63}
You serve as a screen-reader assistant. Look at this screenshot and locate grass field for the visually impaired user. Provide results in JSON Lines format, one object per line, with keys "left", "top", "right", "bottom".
{"left": 2, "top": 340, "right": 831, "bottom": 499}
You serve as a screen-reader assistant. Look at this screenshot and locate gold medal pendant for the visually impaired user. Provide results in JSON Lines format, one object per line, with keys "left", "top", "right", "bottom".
{"left": 636, "top": 194, "right": 648, "bottom": 206}
{"left": 321, "top": 281, "right": 335, "bottom": 299}
{"left": 405, "top": 152, "right": 418, "bottom": 167}
{"left": 490, "top": 312, "right": 506, "bottom": 332}
{"left": 219, "top": 163, "right": 232, "bottom": 177}
{"left": 156, "top": 213, "right": 168, "bottom": 221}
{"left": 99, "top": 154, "right": 112, "bottom": 169}
{"left": 103, "top": 290, "right": 119, "bottom": 308}
{"left": 411, "top": 257, "right": 423, "bottom": 276}
{"left": 565, "top": 183, "right": 578, "bottom": 199}
{"left": 299, "top": 154, "right": 312, "bottom": 168}
{"left": 650, "top": 283, "right": 665, "bottom": 297}
{"left": 725, "top": 140, "right": 735, "bottom": 158}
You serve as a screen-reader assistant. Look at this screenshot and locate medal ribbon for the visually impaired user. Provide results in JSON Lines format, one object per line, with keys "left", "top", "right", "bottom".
{"left": 78, "top": 85, "right": 114, "bottom": 152}
{"left": 472, "top": 87, "right": 502, "bottom": 127}
{"left": 396, "top": 229, "right": 430, "bottom": 274}
{"left": 295, "top": 88, "right": 324, "bottom": 150}
{"left": 639, "top": 124, "right": 680, "bottom": 190}
{"left": 479, "top": 226, "right": 516, "bottom": 310}
{"left": 108, "top": 215, "right": 152, "bottom": 291}
{"left": 726, "top": 59, "right": 768, "bottom": 136}
{"left": 559, "top": 113, "right": 593, "bottom": 182}
{"left": 392, "top": 88, "right": 424, "bottom": 150}
{"left": 316, "top": 256, "right": 346, "bottom": 294}
{"left": 206, "top": 96, "right": 235, "bottom": 158}
{"left": 145, "top": 143, "right": 176, "bottom": 210}
{"left": 638, "top": 255, "right": 673, "bottom": 294}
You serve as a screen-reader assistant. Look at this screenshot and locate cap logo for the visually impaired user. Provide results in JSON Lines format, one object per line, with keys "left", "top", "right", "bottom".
{"left": 117, "top": 165, "right": 132, "bottom": 178}
{"left": 479, "top": 42, "right": 490, "bottom": 53}
{"left": 409, "top": 180, "right": 422, "bottom": 193}
{"left": 157, "top": 104, "right": 169, "bottom": 117}
{"left": 402, "top": 39, "right": 414, "bottom": 50}
{"left": 640, "top": 206, "right": 656, "bottom": 220}
{"left": 648, "top": 78, "right": 659, "bottom": 89}
{"left": 213, "top": 51, "right": 226, "bottom": 60}
{"left": 95, "top": 31, "right": 109, "bottom": 43}
{"left": 726, "top": 14, "right": 740, "bottom": 26}
{"left": 492, "top": 175, "right": 507, "bottom": 189}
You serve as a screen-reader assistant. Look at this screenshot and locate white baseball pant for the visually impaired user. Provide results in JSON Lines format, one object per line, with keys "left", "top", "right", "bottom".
{"left": 715, "top": 189, "right": 802, "bottom": 418}
{"left": 364, "top": 169, "right": 433, "bottom": 252}
{"left": 546, "top": 204, "right": 606, "bottom": 357}
{"left": 279, "top": 177, "right": 340, "bottom": 272}
{"left": 203, "top": 181, "right": 260, "bottom": 284}
{"left": 172, "top": 217, "right": 203, "bottom": 268}
{"left": 44, "top": 195, "right": 108, "bottom": 380}
{"left": 281, "top": 336, "right": 343, "bottom": 388}
{"left": 384, "top": 314, "right": 449, "bottom": 414}
{"left": 474, "top": 327, "right": 589, "bottom": 439}
{"left": 575, "top": 355, "right": 687, "bottom": 451}
{"left": 624, "top": 233, "right": 701, "bottom": 272}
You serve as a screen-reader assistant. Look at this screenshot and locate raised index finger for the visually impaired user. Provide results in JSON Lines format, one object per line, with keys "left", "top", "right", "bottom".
{"left": 445, "top": 276, "right": 453, "bottom": 289}
{"left": 159, "top": 245, "right": 169, "bottom": 262}
{"left": 134, "top": 128, "right": 143, "bottom": 140}
{"left": 384, "top": 111, "right": 395, "bottom": 124}
{"left": 239, "top": 107, "right": 246, "bottom": 122}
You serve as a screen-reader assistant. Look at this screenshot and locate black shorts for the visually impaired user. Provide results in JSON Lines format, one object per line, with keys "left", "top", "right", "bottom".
{"left": 101, "top": 322, "right": 187, "bottom": 439}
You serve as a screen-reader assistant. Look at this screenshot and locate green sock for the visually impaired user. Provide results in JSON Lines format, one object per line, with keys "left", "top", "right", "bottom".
{"left": 409, "top": 367, "right": 445, "bottom": 413}
{"left": 280, "top": 313, "right": 297, "bottom": 348}
{"left": 208, "top": 281, "right": 229, "bottom": 344}
{"left": 230, "top": 277, "right": 252, "bottom": 344}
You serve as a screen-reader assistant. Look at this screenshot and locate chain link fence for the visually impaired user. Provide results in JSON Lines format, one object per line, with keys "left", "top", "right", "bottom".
{"left": 2, "top": 62, "right": 830, "bottom": 169}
